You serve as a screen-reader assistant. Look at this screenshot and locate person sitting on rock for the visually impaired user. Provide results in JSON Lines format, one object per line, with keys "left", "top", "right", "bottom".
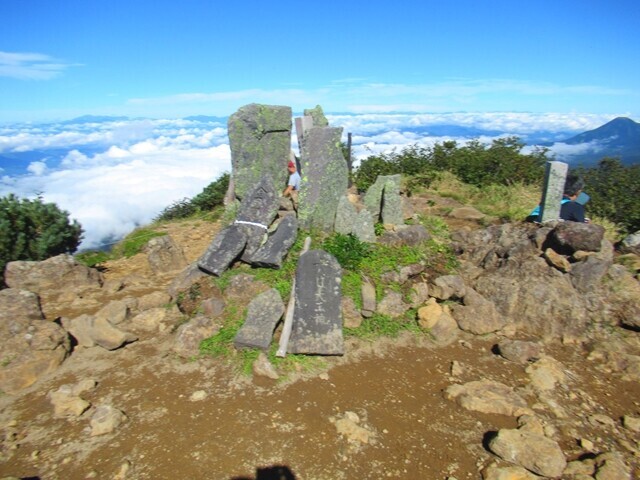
{"left": 283, "top": 160, "right": 301, "bottom": 210}
{"left": 527, "top": 174, "right": 590, "bottom": 223}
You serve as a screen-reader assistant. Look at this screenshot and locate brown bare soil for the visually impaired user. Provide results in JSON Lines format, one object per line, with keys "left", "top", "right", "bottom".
{"left": 1, "top": 197, "right": 639, "bottom": 480}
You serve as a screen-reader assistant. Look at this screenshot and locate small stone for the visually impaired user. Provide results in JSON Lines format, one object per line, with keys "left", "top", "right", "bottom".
{"left": 580, "top": 438, "right": 595, "bottom": 451}
{"left": 622, "top": 415, "right": 640, "bottom": 433}
{"left": 189, "top": 390, "right": 207, "bottom": 402}
{"left": 450, "top": 361, "right": 464, "bottom": 377}
{"left": 90, "top": 405, "right": 127, "bottom": 436}
{"left": 252, "top": 352, "right": 279, "bottom": 380}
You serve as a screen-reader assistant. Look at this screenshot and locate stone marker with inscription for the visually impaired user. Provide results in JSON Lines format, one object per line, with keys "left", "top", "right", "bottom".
{"left": 539, "top": 161, "right": 568, "bottom": 223}
{"left": 288, "top": 250, "right": 344, "bottom": 355}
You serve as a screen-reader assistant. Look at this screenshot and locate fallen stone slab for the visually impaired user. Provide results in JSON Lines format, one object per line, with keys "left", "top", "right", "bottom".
{"left": 234, "top": 288, "right": 285, "bottom": 350}
{"left": 250, "top": 215, "right": 298, "bottom": 268}
{"left": 197, "top": 224, "right": 247, "bottom": 276}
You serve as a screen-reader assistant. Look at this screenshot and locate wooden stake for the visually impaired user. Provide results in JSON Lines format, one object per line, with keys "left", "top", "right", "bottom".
{"left": 276, "top": 236, "right": 312, "bottom": 357}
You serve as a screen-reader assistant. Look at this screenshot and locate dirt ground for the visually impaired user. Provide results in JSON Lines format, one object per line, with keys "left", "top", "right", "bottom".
{"left": 1, "top": 196, "right": 639, "bottom": 480}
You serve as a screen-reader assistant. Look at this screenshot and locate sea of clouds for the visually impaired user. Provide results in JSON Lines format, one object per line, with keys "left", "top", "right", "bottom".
{"left": 0, "top": 112, "right": 616, "bottom": 250}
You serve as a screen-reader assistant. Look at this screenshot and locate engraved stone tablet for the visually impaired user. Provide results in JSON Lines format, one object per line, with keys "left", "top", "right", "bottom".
{"left": 288, "top": 250, "right": 344, "bottom": 355}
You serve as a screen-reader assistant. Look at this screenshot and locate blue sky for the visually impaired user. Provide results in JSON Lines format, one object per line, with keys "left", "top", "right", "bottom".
{"left": 1, "top": 0, "right": 639, "bottom": 122}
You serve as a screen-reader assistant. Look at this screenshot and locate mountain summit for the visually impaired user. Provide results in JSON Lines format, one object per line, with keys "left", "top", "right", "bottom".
{"left": 558, "top": 116, "right": 640, "bottom": 165}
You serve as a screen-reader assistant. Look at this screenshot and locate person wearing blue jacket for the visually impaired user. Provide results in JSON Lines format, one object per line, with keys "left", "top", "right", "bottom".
{"left": 527, "top": 174, "right": 589, "bottom": 223}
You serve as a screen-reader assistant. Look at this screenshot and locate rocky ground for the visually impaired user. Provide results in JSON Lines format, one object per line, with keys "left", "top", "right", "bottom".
{"left": 1, "top": 194, "right": 639, "bottom": 480}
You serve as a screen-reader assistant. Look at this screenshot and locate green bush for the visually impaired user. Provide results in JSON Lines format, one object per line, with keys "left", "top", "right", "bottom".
{"left": 0, "top": 194, "right": 83, "bottom": 285}
{"left": 575, "top": 158, "right": 640, "bottom": 235}
{"left": 155, "top": 172, "right": 230, "bottom": 222}
{"left": 111, "top": 228, "right": 167, "bottom": 258}
{"left": 321, "top": 233, "right": 372, "bottom": 270}
{"left": 353, "top": 137, "right": 547, "bottom": 193}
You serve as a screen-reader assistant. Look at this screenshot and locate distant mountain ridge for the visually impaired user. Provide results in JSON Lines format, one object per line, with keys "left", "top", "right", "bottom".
{"left": 541, "top": 117, "right": 640, "bottom": 166}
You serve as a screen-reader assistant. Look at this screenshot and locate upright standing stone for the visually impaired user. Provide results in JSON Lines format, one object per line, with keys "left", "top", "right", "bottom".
{"left": 363, "top": 175, "right": 385, "bottom": 219}
{"left": 539, "top": 161, "right": 568, "bottom": 223}
{"left": 234, "top": 288, "right": 285, "bottom": 350}
{"left": 334, "top": 196, "right": 376, "bottom": 243}
{"left": 381, "top": 174, "right": 403, "bottom": 225}
{"left": 353, "top": 210, "right": 377, "bottom": 243}
{"left": 364, "top": 174, "right": 403, "bottom": 225}
{"left": 295, "top": 116, "right": 315, "bottom": 149}
{"left": 303, "top": 105, "right": 329, "bottom": 127}
{"left": 288, "top": 250, "right": 344, "bottom": 355}
{"left": 297, "top": 127, "right": 349, "bottom": 231}
{"left": 227, "top": 103, "right": 292, "bottom": 200}
{"left": 334, "top": 196, "right": 359, "bottom": 235}
{"left": 251, "top": 215, "right": 299, "bottom": 269}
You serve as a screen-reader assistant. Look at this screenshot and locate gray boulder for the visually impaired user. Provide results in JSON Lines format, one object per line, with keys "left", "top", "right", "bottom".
{"left": 551, "top": 221, "right": 605, "bottom": 253}
{"left": 488, "top": 428, "right": 566, "bottom": 478}
{"left": 5, "top": 254, "right": 103, "bottom": 294}
{"left": 62, "top": 314, "right": 137, "bottom": 350}
{"left": 378, "top": 224, "right": 430, "bottom": 247}
{"left": 0, "top": 288, "right": 70, "bottom": 394}
{"left": 363, "top": 174, "right": 403, "bottom": 225}
{"left": 618, "top": 230, "right": 640, "bottom": 254}
{"left": 144, "top": 235, "right": 187, "bottom": 274}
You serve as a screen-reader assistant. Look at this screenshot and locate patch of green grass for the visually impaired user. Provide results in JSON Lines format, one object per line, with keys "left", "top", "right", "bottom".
{"left": 417, "top": 215, "right": 451, "bottom": 242}
{"left": 322, "top": 233, "right": 372, "bottom": 270}
{"left": 345, "top": 313, "right": 422, "bottom": 340}
{"left": 199, "top": 303, "right": 245, "bottom": 357}
{"left": 342, "top": 270, "right": 363, "bottom": 309}
{"left": 269, "top": 350, "right": 327, "bottom": 377}
{"left": 75, "top": 250, "right": 111, "bottom": 267}
{"left": 238, "top": 348, "right": 261, "bottom": 376}
{"left": 111, "top": 227, "right": 167, "bottom": 258}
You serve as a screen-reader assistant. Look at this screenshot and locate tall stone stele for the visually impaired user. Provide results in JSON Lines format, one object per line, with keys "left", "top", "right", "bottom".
{"left": 227, "top": 103, "right": 292, "bottom": 201}
{"left": 296, "top": 108, "right": 349, "bottom": 231}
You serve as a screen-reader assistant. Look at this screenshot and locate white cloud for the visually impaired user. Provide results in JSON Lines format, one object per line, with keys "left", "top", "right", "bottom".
{"left": 545, "top": 140, "right": 606, "bottom": 159}
{"left": 0, "top": 119, "right": 232, "bottom": 250}
{"left": 0, "top": 112, "right": 622, "bottom": 250}
{"left": 27, "top": 161, "right": 47, "bottom": 176}
{"left": 0, "top": 51, "right": 79, "bottom": 80}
